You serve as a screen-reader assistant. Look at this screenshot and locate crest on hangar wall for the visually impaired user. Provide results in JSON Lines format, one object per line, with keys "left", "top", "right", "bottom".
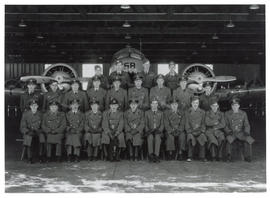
{"left": 110, "top": 45, "right": 146, "bottom": 74}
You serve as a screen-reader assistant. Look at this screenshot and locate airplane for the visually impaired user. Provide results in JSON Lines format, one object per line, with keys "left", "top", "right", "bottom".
{"left": 5, "top": 45, "right": 265, "bottom": 116}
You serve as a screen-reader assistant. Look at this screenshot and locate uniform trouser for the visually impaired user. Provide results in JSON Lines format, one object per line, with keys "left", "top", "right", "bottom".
{"left": 209, "top": 142, "right": 224, "bottom": 158}
{"left": 166, "top": 134, "right": 175, "bottom": 151}
{"left": 127, "top": 140, "right": 139, "bottom": 157}
{"left": 66, "top": 145, "right": 80, "bottom": 156}
{"left": 86, "top": 145, "right": 99, "bottom": 157}
{"left": 24, "top": 136, "right": 39, "bottom": 159}
{"left": 39, "top": 143, "right": 46, "bottom": 156}
{"left": 187, "top": 141, "right": 205, "bottom": 159}
{"left": 166, "top": 132, "right": 186, "bottom": 155}
{"left": 206, "top": 131, "right": 225, "bottom": 158}
{"left": 226, "top": 139, "right": 252, "bottom": 158}
{"left": 147, "top": 134, "right": 161, "bottom": 156}
{"left": 47, "top": 143, "right": 62, "bottom": 157}
{"left": 109, "top": 137, "right": 121, "bottom": 160}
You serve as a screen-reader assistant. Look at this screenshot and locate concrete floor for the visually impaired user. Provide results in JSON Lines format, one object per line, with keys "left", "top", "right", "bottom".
{"left": 5, "top": 113, "right": 266, "bottom": 193}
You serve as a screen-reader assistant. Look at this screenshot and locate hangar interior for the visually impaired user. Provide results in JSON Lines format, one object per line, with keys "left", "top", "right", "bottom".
{"left": 4, "top": 5, "right": 266, "bottom": 192}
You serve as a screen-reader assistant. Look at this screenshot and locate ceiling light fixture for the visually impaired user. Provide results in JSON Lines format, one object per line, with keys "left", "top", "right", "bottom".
{"left": 121, "top": 5, "right": 130, "bottom": 9}
{"left": 249, "top": 4, "right": 260, "bottom": 10}
{"left": 201, "top": 42, "right": 207, "bottom": 48}
{"left": 122, "top": 21, "right": 131, "bottom": 28}
{"left": 125, "top": 34, "right": 131, "bottom": 39}
{"left": 212, "top": 33, "right": 219, "bottom": 40}
{"left": 226, "top": 20, "right": 235, "bottom": 28}
{"left": 18, "top": 19, "right": 27, "bottom": 28}
{"left": 192, "top": 51, "right": 198, "bottom": 55}
{"left": 36, "top": 34, "right": 44, "bottom": 39}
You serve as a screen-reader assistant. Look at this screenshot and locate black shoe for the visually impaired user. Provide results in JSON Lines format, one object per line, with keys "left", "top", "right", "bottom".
{"left": 75, "top": 156, "right": 80, "bottom": 162}
{"left": 177, "top": 154, "right": 184, "bottom": 161}
{"left": 129, "top": 155, "right": 133, "bottom": 161}
{"left": 226, "top": 155, "right": 232, "bottom": 162}
{"left": 148, "top": 154, "right": 154, "bottom": 162}
{"left": 88, "top": 156, "right": 93, "bottom": 161}
{"left": 244, "top": 157, "right": 252, "bottom": 162}
{"left": 39, "top": 156, "right": 44, "bottom": 163}
{"left": 154, "top": 155, "right": 160, "bottom": 163}
{"left": 28, "top": 158, "right": 34, "bottom": 164}
{"left": 67, "top": 155, "right": 72, "bottom": 162}
{"left": 211, "top": 157, "right": 216, "bottom": 162}
{"left": 56, "top": 156, "right": 62, "bottom": 162}
{"left": 201, "top": 158, "right": 207, "bottom": 162}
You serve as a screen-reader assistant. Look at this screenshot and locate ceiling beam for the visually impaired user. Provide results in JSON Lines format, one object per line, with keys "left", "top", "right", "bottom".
{"left": 5, "top": 12, "right": 265, "bottom": 22}
{"left": 5, "top": 26, "right": 264, "bottom": 35}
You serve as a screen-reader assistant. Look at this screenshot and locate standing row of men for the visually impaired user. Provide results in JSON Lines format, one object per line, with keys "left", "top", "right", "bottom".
{"left": 19, "top": 60, "right": 254, "bottom": 164}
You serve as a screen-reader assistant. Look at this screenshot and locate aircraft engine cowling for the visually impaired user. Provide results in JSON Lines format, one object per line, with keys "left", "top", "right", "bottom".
{"left": 41, "top": 63, "right": 78, "bottom": 92}
{"left": 182, "top": 63, "right": 217, "bottom": 94}
{"left": 110, "top": 45, "right": 146, "bottom": 74}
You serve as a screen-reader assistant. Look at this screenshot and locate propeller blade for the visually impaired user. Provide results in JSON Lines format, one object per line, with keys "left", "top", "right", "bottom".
{"left": 203, "top": 76, "right": 236, "bottom": 82}
{"left": 20, "top": 76, "right": 55, "bottom": 84}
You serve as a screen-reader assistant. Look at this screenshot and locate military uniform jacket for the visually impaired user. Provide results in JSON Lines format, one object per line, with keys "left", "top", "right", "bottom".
{"left": 124, "top": 109, "right": 145, "bottom": 134}
{"left": 63, "top": 90, "right": 89, "bottom": 112}
{"left": 139, "top": 71, "right": 156, "bottom": 89}
{"left": 200, "top": 93, "right": 218, "bottom": 111}
{"left": 164, "top": 72, "right": 180, "bottom": 91}
{"left": 85, "top": 110, "right": 103, "bottom": 133}
{"left": 109, "top": 71, "right": 132, "bottom": 90}
{"left": 128, "top": 87, "right": 149, "bottom": 111}
{"left": 164, "top": 109, "right": 185, "bottom": 134}
{"left": 205, "top": 110, "right": 225, "bottom": 130}
{"left": 172, "top": 88, "right": 193, "bottom": 110}
{"left": 42, "top": 111, "right": 66, "bottom": 134}
{"left": 87, "top": 74, "right": 109, "bottom": 90}
{"left": 224, "top": 110, "right": 250, "bottom": 135}
{"left": 20, "top": 110, "right": 42, "bottom": 135}
{"left": 106, "top": 88, "right": 128, "bottom": 111}
{"left": 145, "top": 110, "right": 164, "bottom": 132}
{"left": 185, "top": 107, "right": 206, "bottom": 134}
{"left": 42, "top": 90, "right": 63, "bottom": 111}
{"left": 20, "top": 91, "right": 43, "bottom": 112}
{"left": 102, "top": 110, "right": 124, "bottom": 135}
{"left": 86, "top": 88, "right": 107, "bottom": 111}
{"left": 66, "top": 110, "right": 85, "bottom": 134}
{"left": 149, "top": 86, "right": 171, "bottom": 110}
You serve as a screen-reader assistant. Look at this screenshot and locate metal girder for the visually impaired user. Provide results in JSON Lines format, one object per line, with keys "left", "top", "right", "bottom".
{"left": 5, "top": 26, "right": 264, "bottom": 35}
{"left": 5, "top": 12, "right": 265, "bottom": 22}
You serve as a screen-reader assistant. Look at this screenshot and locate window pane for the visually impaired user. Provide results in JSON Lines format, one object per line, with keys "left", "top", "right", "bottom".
{"left": 82, "top": 64, "right": 103, "bottom": 90}
{"left": 157, "top": 64, "right": 178, "bottom": 75}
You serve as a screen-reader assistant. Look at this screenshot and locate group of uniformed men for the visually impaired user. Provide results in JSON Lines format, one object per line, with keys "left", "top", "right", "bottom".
{"left": 19, "top": 60, "right": 254, "bottom": 164}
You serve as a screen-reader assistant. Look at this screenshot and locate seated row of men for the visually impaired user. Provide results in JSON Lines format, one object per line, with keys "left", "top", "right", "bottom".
{"left": 20, "top": 93, "right": 254, "bottom": 164}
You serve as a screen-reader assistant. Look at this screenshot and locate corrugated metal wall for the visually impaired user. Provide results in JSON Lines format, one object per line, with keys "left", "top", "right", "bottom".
{"left": 5, "top": 63, "right": 87, "bottom": 81}
{"left": 5, "top": 63, "right": 45, "bottom": 80}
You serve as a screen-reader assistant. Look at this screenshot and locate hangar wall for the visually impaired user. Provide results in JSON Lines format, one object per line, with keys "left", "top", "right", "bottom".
{"left": 5, "top": 62, "right": 263, "bottom": 85}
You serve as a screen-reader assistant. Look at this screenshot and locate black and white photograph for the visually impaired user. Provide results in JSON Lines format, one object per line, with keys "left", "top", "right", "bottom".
{"left": 3, "top": 1, "right": 267, "bottom": 193}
